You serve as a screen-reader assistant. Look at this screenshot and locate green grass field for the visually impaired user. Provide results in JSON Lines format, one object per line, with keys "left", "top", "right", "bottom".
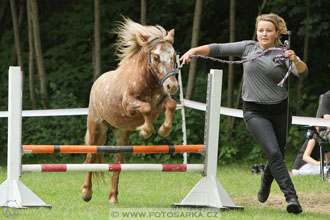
{"left": 1, "top": 163, "right": 330, "bottom": 220}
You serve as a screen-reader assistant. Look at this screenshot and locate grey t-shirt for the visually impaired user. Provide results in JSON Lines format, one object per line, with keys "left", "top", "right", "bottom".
{"left": 208, "top": 40, "right": 308, "bottom": 104}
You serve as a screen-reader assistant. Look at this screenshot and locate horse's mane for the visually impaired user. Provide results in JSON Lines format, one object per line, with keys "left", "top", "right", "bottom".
{"left": 113, "top": 18, "right": 174, "bottom": 67}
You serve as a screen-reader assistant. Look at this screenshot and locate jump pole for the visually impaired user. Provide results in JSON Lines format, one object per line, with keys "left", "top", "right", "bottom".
{"left": 22, "top": 144, "right": 204, "bottom": 154}
{"left": 0, "top": 67, "right": 51, "bottom": 209}
{"left": 21, "top": 164, "right": 204, "bottom": 173}
{"left": 173, "top": 69, "right": 243, "bottom": 211}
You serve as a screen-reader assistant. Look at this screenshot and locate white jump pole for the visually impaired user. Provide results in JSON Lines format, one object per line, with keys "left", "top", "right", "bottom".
{"left": 0, "top": 67, "right": 50, "bottom": 209}
{"left": 173, "top": 69, "right": 243, "bottom": 210}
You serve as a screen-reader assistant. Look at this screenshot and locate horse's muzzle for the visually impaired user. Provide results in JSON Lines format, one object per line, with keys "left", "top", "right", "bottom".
{"left": 163, "top": 78, "right": 178, "bottom": 95}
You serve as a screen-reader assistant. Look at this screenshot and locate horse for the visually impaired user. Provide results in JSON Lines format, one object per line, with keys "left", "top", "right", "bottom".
{"left": 81, "top": 18, "right": 179, "bottom": 204}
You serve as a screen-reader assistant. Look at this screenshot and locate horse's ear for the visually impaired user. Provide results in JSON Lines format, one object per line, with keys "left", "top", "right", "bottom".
{"left": 168, "top": 29, "right": 175, "bottom": 38}
{"left": 166, "top": 29, "right": 175, "bottom": 44}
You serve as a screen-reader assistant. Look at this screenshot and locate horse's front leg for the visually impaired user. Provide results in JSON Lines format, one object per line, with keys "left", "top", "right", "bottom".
{"left": 158, "top": 97, "right": 177, "bottom": 137}
{"left": 122, "top": 94, "right": 155, "bottom": 139}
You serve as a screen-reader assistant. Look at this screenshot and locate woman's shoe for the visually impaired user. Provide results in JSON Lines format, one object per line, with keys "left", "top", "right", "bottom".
{"left": 257, "top": 181, "right": 271, "bottom": 203}
{"left": 286, "top": 197, "right": 302, "bottom": 214}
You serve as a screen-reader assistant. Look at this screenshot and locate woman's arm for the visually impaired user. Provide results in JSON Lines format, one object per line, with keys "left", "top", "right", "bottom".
{"left": 302, "top": 139, "right": 320, "bottom": 166}
{"left": 179, "top": 41, "right": 250, "bottom": 65}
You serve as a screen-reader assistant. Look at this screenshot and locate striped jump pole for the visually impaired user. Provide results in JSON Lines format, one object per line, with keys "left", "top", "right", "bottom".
{"left": 23, "top": 144, "right": 205, "bottom": 154}
{"left": 22, "top": 164, "right": 204, "bottom": 173}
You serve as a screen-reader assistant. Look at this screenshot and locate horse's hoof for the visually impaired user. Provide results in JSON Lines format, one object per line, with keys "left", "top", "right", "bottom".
{"left": 82, "top": 196, "right": 92, "bottom": 202}
{"left": 158, "top": 126, "right": 171, "bottom": 137}
{"left": 109, "top": 197, "right": 118, "bottom": 205}
{"left": 139, "top": 130, "right": 152, "bottom": 139}
{"left": 158, "top": 130, "right": 170, "bottom": 138}
{"left": 81, "top": 188, "right": 92, "bottom": 202}
{"left": 158, "top": 131, "right": 170, "bottom": 137}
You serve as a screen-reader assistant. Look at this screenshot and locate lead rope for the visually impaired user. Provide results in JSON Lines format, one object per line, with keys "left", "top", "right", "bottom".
{"left": 179, "top": 40, "right": 293, "bottom": 87}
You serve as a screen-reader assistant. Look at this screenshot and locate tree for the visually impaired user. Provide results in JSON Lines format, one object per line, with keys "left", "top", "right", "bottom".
{"left": 10, "top": 0, "right": 25, "bottom": 67}
{"left": 30, "top": 0, "right": 49, "bottom": 109}
{"left": 296, "top": 0, "right": 310, "bottom": 114}
{"left": 10, "top": 0, "right": 25, "bottom": 94}
{"left": 228, "top": 0, "right": 236, "bottom": 127}
{"left": 141, "top": 0, "right": 147, "bottom": 25}
{"left": 27, "top": 0, "right": 37, "bottom": 109}
{"left": 185, "top": 0, "right": 203, "bottom": 100}
{"left": 93, "top": 0, "right": 101, "bottom": 81}
{"left": 0, "top": 0, "right": 7, "bottom": 27}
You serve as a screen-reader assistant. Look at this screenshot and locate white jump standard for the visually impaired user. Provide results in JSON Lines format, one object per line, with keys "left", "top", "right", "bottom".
{"left": 0, "top": 67, "right": 51, "bottom": 209}
{"left": 172, "top": 70, "right": 242, "bottom": 210}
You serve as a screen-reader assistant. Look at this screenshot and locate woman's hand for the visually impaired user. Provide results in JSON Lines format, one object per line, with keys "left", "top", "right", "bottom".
{"left": 284, "top": 50, "right": 299, "bottom": 63}
{"left": 179, "top": 49, "right": 195, "bottom": 65}
{"left": 179, "top": 45, "right": 210, "bottom": 66}
{"left": 285, "top": 49, "right": 307, "bottom": 74}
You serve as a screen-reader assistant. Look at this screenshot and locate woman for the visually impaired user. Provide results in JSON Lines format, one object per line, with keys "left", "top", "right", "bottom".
{"left": 180, "top": 13, "right": 308, "bottom": 214}
{"left": 292, "top": 138, "right": 323, "bottom": 176}
{"left": 292, "top": 91, "right": 330, "bottom": 176}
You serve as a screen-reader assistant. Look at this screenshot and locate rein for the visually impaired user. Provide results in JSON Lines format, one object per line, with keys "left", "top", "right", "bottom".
{"left": 180, "top": 40, "right": 293, "bottom": 87}
{"left": 148, "top": 52, "right": 178, "bottom": 85}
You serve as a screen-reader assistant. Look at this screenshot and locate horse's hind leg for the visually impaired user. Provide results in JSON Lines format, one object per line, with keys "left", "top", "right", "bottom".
{"left": 81, "top": 116, "right": 108, "bottom": 202}
{"left": 108, "top": 128, "right": 132, "bottom": 204}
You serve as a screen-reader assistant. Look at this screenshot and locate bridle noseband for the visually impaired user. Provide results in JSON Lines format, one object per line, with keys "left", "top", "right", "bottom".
{"left": 148, "top": 51, "right": 178, "bottom": 85}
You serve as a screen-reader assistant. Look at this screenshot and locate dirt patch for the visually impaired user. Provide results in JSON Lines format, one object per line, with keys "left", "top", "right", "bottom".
{"left": 234, "top": 193, "right": 330, "bottom": 215}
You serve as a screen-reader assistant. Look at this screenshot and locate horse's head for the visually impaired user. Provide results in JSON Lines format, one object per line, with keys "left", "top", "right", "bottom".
{"left": 148, "top": 30, "right": 178, "bottom": 95}
{"left": 114, "top": 18, "right": 179, "bottom": 94}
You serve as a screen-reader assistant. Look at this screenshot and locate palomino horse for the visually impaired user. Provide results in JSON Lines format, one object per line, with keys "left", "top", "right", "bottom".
{"left": 81, "top": 18, "right": 178, "bottom": 204}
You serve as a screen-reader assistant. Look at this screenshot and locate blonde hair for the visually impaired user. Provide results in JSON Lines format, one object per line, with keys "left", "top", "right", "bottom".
{"left": 113, "top": 17, "right": 174, "bottom": 67}
{"left": 255, "top": 13, "right": 288, "bottom": 46}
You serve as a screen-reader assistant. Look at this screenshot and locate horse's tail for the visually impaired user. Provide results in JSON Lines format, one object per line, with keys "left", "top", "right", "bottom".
{"left": 84, "top": 104, "right": 108, "bottom": 182}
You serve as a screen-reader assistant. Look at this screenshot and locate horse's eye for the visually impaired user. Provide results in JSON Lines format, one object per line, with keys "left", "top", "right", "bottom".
{"left": 154, "top": 57, "right": 160, "bottom": 63}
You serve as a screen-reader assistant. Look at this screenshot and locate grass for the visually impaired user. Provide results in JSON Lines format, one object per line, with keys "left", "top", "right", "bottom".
{"left": 1, "top": 163, "right": 330, "bottom": 220}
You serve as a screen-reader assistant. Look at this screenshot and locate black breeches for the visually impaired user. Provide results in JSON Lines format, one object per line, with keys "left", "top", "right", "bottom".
{"left": 243, "top": 99, "right": 297, "bottom": 201}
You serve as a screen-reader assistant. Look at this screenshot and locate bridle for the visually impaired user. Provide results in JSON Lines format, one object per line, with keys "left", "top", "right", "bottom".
{"left": 148, "top": 50, "right": 178, "bottom": 85}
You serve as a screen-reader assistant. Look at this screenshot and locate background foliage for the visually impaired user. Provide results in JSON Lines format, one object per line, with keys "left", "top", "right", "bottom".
{"left": 0, "top": 0, "right": 329, "bottom": 165}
